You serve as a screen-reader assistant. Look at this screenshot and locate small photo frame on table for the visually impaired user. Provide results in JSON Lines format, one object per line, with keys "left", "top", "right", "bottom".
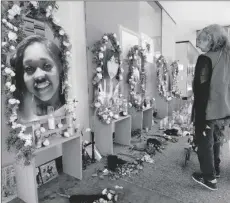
{"left": 36, "top": 160, "right": 58, "bottom": 186}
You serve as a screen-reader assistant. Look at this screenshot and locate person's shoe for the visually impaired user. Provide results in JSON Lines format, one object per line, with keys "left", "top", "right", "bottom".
{"left": 192, "top": 172, "right": 217, "bottom": 191}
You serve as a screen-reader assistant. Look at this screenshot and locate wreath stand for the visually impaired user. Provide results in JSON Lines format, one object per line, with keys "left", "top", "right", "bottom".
{"left": 14, "top": 115, "right": 82, "bottom": 203}
{"left": 129, "top": 106, "right": 153, "bottom": 131}
{"left": 94, "top": 110, "right": 131, "bottom": 156}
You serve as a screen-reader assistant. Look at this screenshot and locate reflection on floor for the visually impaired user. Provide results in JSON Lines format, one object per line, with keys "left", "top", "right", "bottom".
{"left": 10, "top": 124, "right": 230, "bottom": 203}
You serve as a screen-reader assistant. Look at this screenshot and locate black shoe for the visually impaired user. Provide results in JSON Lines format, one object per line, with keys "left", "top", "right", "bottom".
{"left": 192, "top": 172, "right": 217, "bottom": 191}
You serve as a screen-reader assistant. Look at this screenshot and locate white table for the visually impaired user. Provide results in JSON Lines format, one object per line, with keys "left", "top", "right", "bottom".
{"left": 94, "top": 115, "right": 131, "bottom": 156}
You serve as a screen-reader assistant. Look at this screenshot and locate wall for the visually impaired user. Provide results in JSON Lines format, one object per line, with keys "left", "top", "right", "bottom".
{"left": 1, "top": 1, "right": 89, "bottom": 167}
{"left": 85, "top": 1, "right": 166, "bottom": 121}
{"left": 161, "top": 9, "right": 178, "bottom": 115}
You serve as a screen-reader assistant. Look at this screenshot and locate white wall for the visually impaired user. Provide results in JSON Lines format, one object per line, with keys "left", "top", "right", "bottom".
{"left": 1, "top": 1, "right": 89, "bottom": 167}
{"left": 162, "top": 10, "right": 176, "bottom": 63}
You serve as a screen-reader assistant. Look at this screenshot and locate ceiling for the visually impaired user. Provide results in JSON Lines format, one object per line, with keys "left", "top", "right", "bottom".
{"left": 159, "top": 1, "right": 230, "bottom": 32}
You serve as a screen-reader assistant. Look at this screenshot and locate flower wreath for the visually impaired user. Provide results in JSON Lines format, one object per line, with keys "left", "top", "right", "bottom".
{"left": 1, "top": 1, "right": 72, "bottom": 165}
{"left": 170, "top": 60, "right": 182, "bottom": 98}
{"left": 127, "top": 45, "right": 147, "bottom": 111}
{"left": 91, "top": 33, "right": 124, "bottom": 124}
{"left": 156, "top": 55, "right": 171, "bottom": 101}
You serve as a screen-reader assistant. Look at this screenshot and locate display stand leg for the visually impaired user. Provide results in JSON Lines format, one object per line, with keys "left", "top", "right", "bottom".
{"left": 15, "top": 159, "right": 38, "bottom": 203}
{"left": 94, "top": 117, "right": 113, "bottom": 156}
{"left": 62, "top": 136, "right": 82, "bottom": 180}
{"left": 91, "top": 131, "right": 96, "bottom": 163}
{"left": 129, "top": 107, "right": 143, "bottom": 130}
{"left": 114, "top": 117, "right": 131, "bottom": 145}
{"left": 143, "top": 108, "right": 153, "bottom": 130}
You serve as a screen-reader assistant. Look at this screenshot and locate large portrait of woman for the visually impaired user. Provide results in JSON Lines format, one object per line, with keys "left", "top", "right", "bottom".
{"left": 5, "top": 15, "right": 66, "bottom": 123}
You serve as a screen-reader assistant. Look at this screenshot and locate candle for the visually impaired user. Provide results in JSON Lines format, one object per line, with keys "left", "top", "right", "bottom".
{"left": 47, "top": 106, "right": 55, "bottom": 130}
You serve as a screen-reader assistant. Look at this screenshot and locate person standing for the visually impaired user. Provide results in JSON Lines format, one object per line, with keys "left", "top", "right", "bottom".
{"left": 191, "top": 24, "right": 230, "bottom": 191}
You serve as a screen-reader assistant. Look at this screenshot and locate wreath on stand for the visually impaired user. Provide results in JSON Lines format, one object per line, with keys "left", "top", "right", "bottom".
{"left": 127, "top": 45, "right": 147, "bottom": 111}
{"left": 91, "top": 33, "right": 125, "bottom": 124}
{"left": 1, "top": 1, "right": 72, "bottom": 165}
{"left": 170, "top": 60, "right": 182, "bottom": 99}
{"left": 156, "top": 55, "right": 171, "bottom": 101}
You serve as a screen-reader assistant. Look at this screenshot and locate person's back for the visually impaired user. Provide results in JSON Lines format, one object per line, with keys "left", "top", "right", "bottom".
{"left": 205, "top": 49, "right": 230, "bottom": 120}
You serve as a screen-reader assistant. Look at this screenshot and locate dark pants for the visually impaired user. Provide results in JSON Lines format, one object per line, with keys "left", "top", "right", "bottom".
{"left": 196, "top": 121, "right": 221, "bottom": 180}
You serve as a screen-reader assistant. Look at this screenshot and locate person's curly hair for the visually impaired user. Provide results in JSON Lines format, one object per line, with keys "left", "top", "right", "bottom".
{"left": 199, "top": 24, "right": 230, "bottom": 53}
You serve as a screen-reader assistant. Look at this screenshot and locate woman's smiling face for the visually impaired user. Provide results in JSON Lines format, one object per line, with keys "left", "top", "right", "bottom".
{"left": 23, "top": 42, "right": 60, "bottom": 102}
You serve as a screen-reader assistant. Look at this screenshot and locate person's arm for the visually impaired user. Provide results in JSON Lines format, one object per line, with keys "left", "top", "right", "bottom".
{"left": 193, "top": 55, "right": 212, "bottom": 131}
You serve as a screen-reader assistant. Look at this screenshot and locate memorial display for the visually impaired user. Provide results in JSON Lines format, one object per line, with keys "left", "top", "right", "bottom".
{"left": 127, "top": 45, "right": 147, "bottom": 111}
{"left": 1, "top": 1, "right": 77, "bottom": 165}
{"left": 91, "top": 33, "right": 125, "bottom": 124}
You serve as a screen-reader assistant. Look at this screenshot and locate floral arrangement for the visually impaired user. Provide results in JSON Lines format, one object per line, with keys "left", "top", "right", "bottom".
{"left": 1, "top": 1, "right": 72, "bottom": 165}
{"left": 170, "top": 60, "right": 182, "bottom": 98}
{"left": 156, "top": 55, "right": 171, "bottom": 101}
{"left": 127, "top": 45, "right": 147, "bottom": 111}
{"left": 91, "top": 33, "right": 124, "bottom": 124}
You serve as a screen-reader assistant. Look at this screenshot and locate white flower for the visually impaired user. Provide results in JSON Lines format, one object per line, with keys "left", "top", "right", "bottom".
{"left": 8, "top": 31, "right": 17, "bottom": 41}
{"left": 103, "top": 35, "right": 108, "bottom": 41}
{"left": 95, "top": 102, "right": 101, "bottom": 108}
{"left": 100, "top": 47, "right": 104, "bottom": 51}
{"left": 24, "top": 139, "right": 32, "bottom": 147}
{"left": 8, "top": 98, "right": 16, "bottom": 105}
{"left": 59, "top": 30, "right": 65, "bottom": 36}
{"left": 129, "top": 56, "right": 133, "bottom": 60}
{"left": 48, "top": 5, "right": 52, "bottom": 10}
{"left": 21, "top": 125, "right": 26, "bottom": 132}
{"left": 13, "top": 27, "right": 18, "bottom": 32}
{"left": 96, "top": 67, "right": 102, "bottom": 72}
{"left": 8, "top": 5, "right": 21, "bottom": 18}
{"left": 10, "top": 115, "right": 17, "bottom": 122}
{"left": 52, "top": 17, "right": 60, "bottom": 25}
{"left": 109, "top": 112, "right": 113, "bottom": 117}
{"left": 106, "top": 120, "right": 110, "bottom": 124}
{"left": 66, "top": 51, "right": 71, "bottom": 56}
{"left": 4, "top": 67, "right": 12, "bottom": 74}
{"left": 46, "top": 11, "right": 51, "bottom": 18}
{"left": 2, "top": 19, "right": 7, "bottom": 24}
{"left": 10, "top": 46, "right": 15, "bottom": 50}
{"left": 113, "top": 33, "right": 117, "bottom": 38}
{"left": 119, "top": 75, "right": 123, "bottom": 81}
{"left": 97, "top": 73, "right": 102, "bottom": 79}
{"left": 134, "top": 55, "right": 137, "bottom": 59}
{"left": 5, "top": 82, "right": 11, "bottom": 88}
{"left": 99, "top": 52, "right": 104, "bottom": 59}
{"left": 7, "top": 23, "right": 13, "bottom": 29}
{"left": 10, "top": 71, "right": 15, "bottom": 77}
{"left": 63, "top": 41, "right": 70, "bottom": 47}
{"left": 120, "top": 68, "right": 124, "bottom": 73}
{"left": 85, "top": 128, "right": 91, "bottom": 132}
{"left": 102, "top": 115, "right": 108, "bottom": 120}
{"left": 116, "top": 41, "right": 120, "bottom": 46}
{"left": 2, "top": 42, "right": 7, "bottom": 47}
{"left": 30, "top": 1, "right": 38, "bottom": 8}
{"left": 10, "top": 85, "right": 16, "bottom": 92}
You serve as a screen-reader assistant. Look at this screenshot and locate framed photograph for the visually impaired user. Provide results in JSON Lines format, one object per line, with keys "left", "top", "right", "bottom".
{"left": 39, "top": 160, "right": 58, "bottom": 184}
{"left": 1, "top": 165, "right": 17, "bottom": 203}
